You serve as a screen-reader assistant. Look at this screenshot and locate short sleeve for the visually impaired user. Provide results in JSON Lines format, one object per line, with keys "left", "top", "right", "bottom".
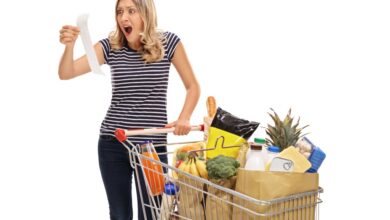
{"left": 99, "top": 38, "right": 111, "bottom": 64}
{"left": 164, "top": 32, "right": 181, "bottom": 61}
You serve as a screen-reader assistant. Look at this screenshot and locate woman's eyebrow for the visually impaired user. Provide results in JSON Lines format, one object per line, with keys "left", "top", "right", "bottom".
{"left": 117, "top": 6, "right": 136, "bottom": 10}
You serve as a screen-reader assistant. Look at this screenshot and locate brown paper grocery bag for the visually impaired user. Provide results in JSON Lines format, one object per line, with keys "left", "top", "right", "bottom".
{"left": 235, "top": 143, "right": 249, "bottom": 168}
{"left": 232, "top": 169, "right": 319, "bottom": 220}
{"left": 177, "top": 175, "right": 205, "bottom": 220}
{"left": 205, "top": 177, "right": 236, "bottom": 220}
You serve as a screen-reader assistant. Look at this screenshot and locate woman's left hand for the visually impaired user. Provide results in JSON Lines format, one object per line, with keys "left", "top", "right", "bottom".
{"left": 165, "top": 119, "right": 191, "bottom": 135}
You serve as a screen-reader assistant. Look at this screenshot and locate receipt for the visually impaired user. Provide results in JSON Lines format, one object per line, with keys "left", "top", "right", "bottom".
{"left": 76, "top": 14, "right": 105, "bottom": 75}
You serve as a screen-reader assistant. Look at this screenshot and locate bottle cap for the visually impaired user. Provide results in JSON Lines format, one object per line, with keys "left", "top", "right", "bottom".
{"left": 250, "top": 143, "right": 263, "bottom": 150}
{"left": 254, "top": 138, "right": 266, "bottom": 144}
{"left": 268, "top": 146, "right": 281, "bottom": 153}
{"left": 164, "top": 182, "right": 179, "bottom": 195}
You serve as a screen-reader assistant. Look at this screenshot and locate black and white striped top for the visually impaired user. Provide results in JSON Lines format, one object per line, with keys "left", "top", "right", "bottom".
{"left": 99, "top": 32, "right": 180, "bottom": 144}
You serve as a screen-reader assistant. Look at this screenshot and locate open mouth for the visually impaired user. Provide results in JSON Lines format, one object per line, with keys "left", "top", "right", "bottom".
{"left": 124, "top": 26, "right": 132, "bottom": 35}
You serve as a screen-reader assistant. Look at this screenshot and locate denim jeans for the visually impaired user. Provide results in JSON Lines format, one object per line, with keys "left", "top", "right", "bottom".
{"left": 98, "top": 135, "right": 167, "bottom": 220}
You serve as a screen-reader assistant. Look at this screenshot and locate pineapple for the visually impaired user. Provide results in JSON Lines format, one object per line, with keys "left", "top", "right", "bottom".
{"left": 266, "top": 108, "right": 309, "bottom": 151}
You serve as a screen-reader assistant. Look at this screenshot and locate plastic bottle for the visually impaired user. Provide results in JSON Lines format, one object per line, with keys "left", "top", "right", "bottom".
{"left": 246, "top": 138, "right": 265, "bottom": 161}
{"left": 254, "top": 138, "right": 269, "bottom": 164}
{"left": 160, "top": 182, "right": 179, "bottom": 219}
{"left": 140, "top": 140, "right": 164, "bottom": 196}
{"left": 267, "top": 146, "right": 281, "bottom": 164}
{"left": 244, "top": 143, "right": 265, "bottom": 171}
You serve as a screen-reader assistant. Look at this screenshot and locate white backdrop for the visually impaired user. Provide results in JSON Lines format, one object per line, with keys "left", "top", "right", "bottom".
{"left": 1, "top": 0, "right": 389, "bottom": 219}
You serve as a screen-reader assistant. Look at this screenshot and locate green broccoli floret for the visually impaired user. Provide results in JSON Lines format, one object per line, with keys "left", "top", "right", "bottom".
{"left": 206, "top": 155, "right": 240, "bottom": 180}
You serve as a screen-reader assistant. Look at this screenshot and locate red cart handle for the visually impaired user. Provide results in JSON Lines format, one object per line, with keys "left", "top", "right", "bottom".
{"left": 115, "top": 124, "right": 204, "bottom": 142}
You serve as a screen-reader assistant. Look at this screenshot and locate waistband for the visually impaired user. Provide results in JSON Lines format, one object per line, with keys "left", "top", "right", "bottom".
{"left": 99, "top": 134, "right": 117, "bottom": 141}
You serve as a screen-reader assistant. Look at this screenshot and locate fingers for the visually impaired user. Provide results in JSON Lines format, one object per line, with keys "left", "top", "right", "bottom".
{"left": 164, "top": 121, "right": 176, "bottom": 128}
{"left": 60, "top": 25, "right": 80, "bottom": 33}
{"left": 59, "top": 25, "right": 80, "bottom": 45}
{"left": 172, "top": 120, "right": 191, "bottom": 136}
{"left": 166, "top": 119, "right": 191, "bottom": 135}
{"left": 62, "top": 25, "right": 80, "bottom": 32}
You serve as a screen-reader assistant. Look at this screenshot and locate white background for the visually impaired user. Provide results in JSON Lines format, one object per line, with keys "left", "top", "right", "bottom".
{"left": 1, "top": 0, "right": 389, "bottom": 219}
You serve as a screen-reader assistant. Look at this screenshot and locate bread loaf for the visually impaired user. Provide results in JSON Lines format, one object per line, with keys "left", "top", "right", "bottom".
{"left": 206, "top": 96, "right": 217, "bottom": 118}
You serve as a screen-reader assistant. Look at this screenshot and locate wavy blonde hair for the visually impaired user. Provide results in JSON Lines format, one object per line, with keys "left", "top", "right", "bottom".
{"left": 110, "top": 0, "right": 165, "bottom": 63}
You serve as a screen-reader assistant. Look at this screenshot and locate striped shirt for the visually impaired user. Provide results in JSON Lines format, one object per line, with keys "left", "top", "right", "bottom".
{"left": 99, "top": 32, "right": 180, "bottom": 144}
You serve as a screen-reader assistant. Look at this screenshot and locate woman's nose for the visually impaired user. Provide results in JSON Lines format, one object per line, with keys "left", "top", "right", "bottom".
{"left": 119, "top": 13, "right": 129, "bottom": 22}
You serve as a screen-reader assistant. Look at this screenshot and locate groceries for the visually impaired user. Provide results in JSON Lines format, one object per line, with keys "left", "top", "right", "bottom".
{"left": 244, "top": 143, "right": 266, "bottom": 171}
{"left": 266, "top": 108, "right": 309, "bottom": 151}
{"left": 206, "top": 96, "right": 217, "bottom": 118}
{"left": 205, "top": 155, "right": 240, "bottom": 220}
{"left": 160, "top": 182, "right": 179, "bottom": 220}
{"left": 130, "top": 105, "right": 325, "bottom": 219}
{"left": 177, "top": 155, "right": 208, "bottom": 179}
{"left": 116, "top": 102, "right": 325, "bottom": 220}
{"left": 128, "top": 138, "right": 323, "bottom": 220}
{"left": 296, "top": 137, "right": 313, "bottom": 158}
{"left": 269, "top": 146, "right": 312, "bottom": 172}
{"left": 269, "top": 157, "right": 295, "bottom": 172}
{"left": 203, "top": 96, "right": 217, "bottom": 141}
{"left": 173, "top": 144, "right": 207, "bottom": 220}
{"left": 245, "top": 142, "right": 313, "bottom": 173}
{"left": 206, "top": 155, "right": 240, "bottom": 180}
{"left": 308, "top": 147, "right": 326, "bottom": 173}
{"left": 140, "top": 141, "right": 164, "bottom": 196}
{"left": 201, "top": 107, "right": 325, "bottom": 174}
{"left": 206, "top": 107, "right": 259, "bottom": 159}
{"left": 171, "top": 142, "right": 208, "bottom": 179}
{"left": 266, "top": 145, "right": 281, "bottom": 163}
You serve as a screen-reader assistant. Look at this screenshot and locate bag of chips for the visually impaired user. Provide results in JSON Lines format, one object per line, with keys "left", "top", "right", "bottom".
{"left": 206, "top": 107, "right": 259, "bottom": 159}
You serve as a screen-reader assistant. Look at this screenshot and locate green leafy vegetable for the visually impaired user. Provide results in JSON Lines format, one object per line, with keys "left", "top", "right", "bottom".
{"left": 206, "top": 155, "right": 240, "bottom": 180}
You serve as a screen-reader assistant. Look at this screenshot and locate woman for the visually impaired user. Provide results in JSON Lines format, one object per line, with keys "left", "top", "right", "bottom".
{"left": 58, "top": 0, "right": 200, "bottom": 219}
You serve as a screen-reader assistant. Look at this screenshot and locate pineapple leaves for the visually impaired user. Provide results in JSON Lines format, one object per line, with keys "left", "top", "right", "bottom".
{"left": 266, "top": 108, "right": 309, "bottom": 150}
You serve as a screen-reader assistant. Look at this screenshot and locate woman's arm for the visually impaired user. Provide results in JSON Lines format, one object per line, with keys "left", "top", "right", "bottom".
{"left": 58, "top": 25, "right": 105, "bottom": 80}
{"left": 168, "top": 41, "right": 201, "bottom": 135}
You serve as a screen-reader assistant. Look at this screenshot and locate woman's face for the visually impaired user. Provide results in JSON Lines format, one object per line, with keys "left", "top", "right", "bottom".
{"left": 116, "top": 0, "right": 144, "bottom": 50}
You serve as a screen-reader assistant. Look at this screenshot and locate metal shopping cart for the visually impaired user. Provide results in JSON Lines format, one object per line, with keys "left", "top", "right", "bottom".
{"left": 115, "top": 126, "right": 323, "bottom": 220}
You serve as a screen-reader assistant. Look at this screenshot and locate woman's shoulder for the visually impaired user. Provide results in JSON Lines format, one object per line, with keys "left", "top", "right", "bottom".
{"left": 99, "top": 38, "right": 110, "bottom": 46}
{"left": 99, "top": 38, "right": 111, "bottom": 50}
{"left": 161, "top": 31, "right": 180, "bottom": 46}
{"left": 162, "top": 31, "right": 178, "bottom": 37}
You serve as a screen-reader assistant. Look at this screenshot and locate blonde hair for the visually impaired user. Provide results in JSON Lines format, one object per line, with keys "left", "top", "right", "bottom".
{"left": 110, "top": 0, "right": 165, "bottom": 63}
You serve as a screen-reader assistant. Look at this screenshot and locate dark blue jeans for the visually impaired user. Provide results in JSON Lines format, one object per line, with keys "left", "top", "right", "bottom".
{"left": 98, "top": 135, "right": 167, "bottom": 220}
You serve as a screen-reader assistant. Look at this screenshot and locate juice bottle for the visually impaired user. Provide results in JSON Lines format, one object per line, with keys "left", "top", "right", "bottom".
{"left": 140, "top": 141, "right": 164, "bottom": 196}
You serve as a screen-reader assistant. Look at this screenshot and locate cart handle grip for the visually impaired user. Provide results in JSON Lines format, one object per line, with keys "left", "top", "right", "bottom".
{"left": 115, "top": 124, "right": 204, "bottom": 142}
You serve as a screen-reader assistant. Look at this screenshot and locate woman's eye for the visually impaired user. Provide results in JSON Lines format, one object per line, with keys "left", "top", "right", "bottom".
{"left": 129, "top": 9, "right": 136, "bottom": 14}
{"left": 117, "top": 10, "right": 123, "bottom": 15}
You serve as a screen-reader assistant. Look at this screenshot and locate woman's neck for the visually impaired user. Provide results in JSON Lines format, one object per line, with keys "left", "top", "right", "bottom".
{"left": 128, "top": 41, "right": 141, "bottom": 51}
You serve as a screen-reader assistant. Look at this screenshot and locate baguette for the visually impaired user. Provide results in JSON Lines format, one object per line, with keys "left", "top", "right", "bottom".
{"left": 206, "top": 96, "right": 217, "bottom": 118}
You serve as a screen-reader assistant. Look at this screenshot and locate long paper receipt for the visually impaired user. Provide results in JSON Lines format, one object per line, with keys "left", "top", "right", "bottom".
{"left": 76, "top": 14, "right": 105, "bottom": 75}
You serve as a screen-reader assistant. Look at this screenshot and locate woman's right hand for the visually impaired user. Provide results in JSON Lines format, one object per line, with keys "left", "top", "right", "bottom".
{"left": 59, "top": 25, "right": 80, "bottom": 46}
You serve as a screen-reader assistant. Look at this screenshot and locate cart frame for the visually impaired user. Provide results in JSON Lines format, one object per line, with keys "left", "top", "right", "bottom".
{"left": 115, "top": 127, "right": 323, "bottom": 220}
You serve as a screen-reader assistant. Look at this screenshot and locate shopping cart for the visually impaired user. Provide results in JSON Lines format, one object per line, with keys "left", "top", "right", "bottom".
{"left": 115, "top": 126, "right": 323, "bottom": 220}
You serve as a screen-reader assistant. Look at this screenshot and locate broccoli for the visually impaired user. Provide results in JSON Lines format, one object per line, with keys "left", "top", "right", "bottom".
{"left": 206, "top": 155, "right": 240, "bottom": 180}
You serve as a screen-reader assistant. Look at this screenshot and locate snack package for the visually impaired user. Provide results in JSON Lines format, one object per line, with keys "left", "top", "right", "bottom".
{"left": 206, "top": 107, "right": 259, "bottom": 159}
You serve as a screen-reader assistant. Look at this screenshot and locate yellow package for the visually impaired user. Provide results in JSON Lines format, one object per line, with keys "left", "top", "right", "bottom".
{"left": 206, "top": 108, "right": 259, "bottom": 159}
